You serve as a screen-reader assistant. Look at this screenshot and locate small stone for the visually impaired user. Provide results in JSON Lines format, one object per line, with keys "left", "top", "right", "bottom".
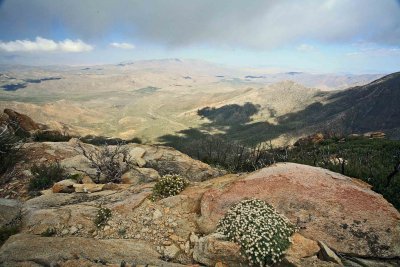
{"left": 104, "top": 225, "right": 111, "bottom": 231}
{"left": 61, "top": 229, "right": 69, "bottom": 235}
{"left": 190, "top": 232, "right": 199, "bottom": 243}
{"left": 169, "top": 234, "right": 179, "bottom": 241}
{"left": 163, "top": 240, "right": 172, "bottom": 246}
{"left": 69, "top": 226, "right": 78, "bottom": 234}
{"left": 52, "top": 179, "right": 76, "bottom": 193}
{"left": 73, "top": 183, "right": 104, "bottom": 193}
{"left": 22, "top": 170, "right": 32, "bottom": 176}
{"left": 318, "top": 241, "right": 343, "bottom": 265}
{"left": 286, "top": 233, "right": 319, "bottom": 259}
{"left": 184, "top": 241, "right": 190, "bottom": 254}
{"left": 164, "top": 244, "right": 180, "bottom": 259}
{"left": 153, "top": 209, "right": 162, "bottom": 220}
{"left": 82, "top": 175, "right": 95, "bottom": 184}
{"left": 143, "top": 216, "right": 151, "bottom": 222}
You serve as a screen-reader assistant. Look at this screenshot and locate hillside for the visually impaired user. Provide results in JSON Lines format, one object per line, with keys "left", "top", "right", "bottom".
{"left": 0, "top": 60, "right": 384, "bottom": 145}
{"left": 280, "top": 72, "right": 400, "bottom": 139}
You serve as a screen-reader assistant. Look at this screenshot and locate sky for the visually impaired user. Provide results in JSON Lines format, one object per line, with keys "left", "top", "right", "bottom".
{"left": 0, "top": 0, "right": 399, "bottom": 73}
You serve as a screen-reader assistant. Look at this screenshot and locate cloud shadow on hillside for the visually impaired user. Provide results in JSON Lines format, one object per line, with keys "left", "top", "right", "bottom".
{"left": 158, "top": 102, "right": 316, "bottom": 150}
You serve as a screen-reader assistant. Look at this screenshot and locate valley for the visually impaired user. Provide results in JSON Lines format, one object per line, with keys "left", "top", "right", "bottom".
{"left": 0, "top": 59, "right": 386, "bottom": 145}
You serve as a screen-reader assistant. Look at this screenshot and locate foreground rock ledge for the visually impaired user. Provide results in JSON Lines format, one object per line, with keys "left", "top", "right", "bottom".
{"left": 198, "top": 163, "right": 400, "bottom": 258}
{"left": 1, "top": 161, "right": 399, "bottom": 266}
{"left": 0, "top": 234, "right": 184, "bottom": 267}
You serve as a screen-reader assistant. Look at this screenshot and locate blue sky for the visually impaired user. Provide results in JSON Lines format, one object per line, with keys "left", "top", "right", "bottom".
{"left": 0, "top": 0, "right": 399, "bottom": 73}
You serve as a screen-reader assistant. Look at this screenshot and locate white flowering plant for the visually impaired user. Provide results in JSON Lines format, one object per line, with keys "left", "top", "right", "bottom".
{"left": 216, "top": 198, "right": 295, "bottom": 266}
{"left": 94, "top": 207, "right": 112, "bottom": 228}
{"left": 151, "top": 174, "right": 189, "bottom": 201}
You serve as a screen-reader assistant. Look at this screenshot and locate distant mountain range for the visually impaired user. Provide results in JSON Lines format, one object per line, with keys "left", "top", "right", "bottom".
{"left": 0, "top": 59, "right": 397, "bottom": 144}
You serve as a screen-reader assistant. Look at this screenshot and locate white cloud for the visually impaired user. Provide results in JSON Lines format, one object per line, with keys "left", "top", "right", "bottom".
{"left": 2, "top": 0, "right": 399, "bottom": 50}
{"left": 0, "top": 37, "right": 93, "bottom": 52}
{"left": 110, "top": 42, "right": 135, "bottom": 49}
{"left": 297, "top": 44, "right": 316, "bottom": 52}
{"left": 346, "top": 42, "right": 400, "bottom": 57}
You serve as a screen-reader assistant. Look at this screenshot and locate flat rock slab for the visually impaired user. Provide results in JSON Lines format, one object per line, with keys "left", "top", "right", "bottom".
{"left": 0, "top": 234, "right": 184, "bottom": 267}
{"left": 198, "top": 163, "right": 400, "bottom": 258}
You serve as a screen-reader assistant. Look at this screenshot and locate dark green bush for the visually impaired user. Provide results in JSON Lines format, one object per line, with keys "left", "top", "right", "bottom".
{"left": 80, "top": 135, "right": 142, "bottom": 145}
{"left": 94, "top": 207, "right": 112, "bottom": 228}
{"left": 0, "top": 126, "right": 22, "bottom": 176}
{"left": 33, "top": 131, "right": 72, "bottom": 142}
{"left": 29, "top": 162, "right": 68, "bottom": 191}
{"left": 41, "top": 227, "right": 57, "bottom": 237}
{"left": 179, "top": 135, "right": 274, "bottom": 172}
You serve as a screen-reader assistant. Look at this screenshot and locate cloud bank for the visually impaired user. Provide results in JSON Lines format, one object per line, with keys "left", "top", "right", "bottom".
{"left": 0, "top": 37, "right": 93, "bottom": 52}
{"left": 0, "top": 0, "right": 399, "bottom": 49}
{"left": 110, "top": 42, "right": 135, "bottom": 49}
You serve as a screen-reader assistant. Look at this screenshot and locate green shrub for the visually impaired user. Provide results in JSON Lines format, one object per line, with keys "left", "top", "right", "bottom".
{"left": 41, "top": 227, "right": 57, "bottom": 237}
{"left": 80, "top": 135, "right": 142, "bottom": 146}
{"left": 128, "top": 137, "right": 143, "bottom": 144}
{"left": 0, "top": 126, "right": 22, "bottom": 176}
{"left": 216, "top": 198, "right": 295, "bottom": 266}
{"left": 33, "top": 131, "right": 71, "bottom": 142}
{"left": 94, "top": 207, "right": 112, "bottom": 228}
{"left": 29, "top": 162, "right": 68, "bottom": 191}
{"left": 68, "top": 173, "right": 83, "bottom": 183}
{"left": 151, "top": 174, "right": 189, "bottom": 201}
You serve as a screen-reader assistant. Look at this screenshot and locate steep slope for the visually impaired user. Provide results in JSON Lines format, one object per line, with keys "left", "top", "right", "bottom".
{"left": 280, "top": 72, "right": 400, "bottom": 138}
{"left": 331, "top": 72, "right": 400, "bottom": 133}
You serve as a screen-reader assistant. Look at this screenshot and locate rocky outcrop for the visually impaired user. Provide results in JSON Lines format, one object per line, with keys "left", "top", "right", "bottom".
{"left": 2, "top": 109, "right": 40, "bottom": 134}
{"left": 22, "top": 139, "right": 222, "bottom": 183}
{"left": 127, "top": 143, "right": 224, "bottom": 181}
{"left": 197, "top": 163, "right": 400, "bottom": 258}
{"left": 294, "top": 132, "right": 325, "bottom": 146}
{"left": 8, "top": 184, "right": 200, "bottom": 266}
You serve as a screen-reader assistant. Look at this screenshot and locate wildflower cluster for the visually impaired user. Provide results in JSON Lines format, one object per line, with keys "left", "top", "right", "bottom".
{"left": 94, "top": 207, "right": 112, "bottom": 228}
{"left": 151, "top": 174, "right": 189, "bottom": 201}
{"left": 216, "top": 198, "right": 295, "bottom": 266}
